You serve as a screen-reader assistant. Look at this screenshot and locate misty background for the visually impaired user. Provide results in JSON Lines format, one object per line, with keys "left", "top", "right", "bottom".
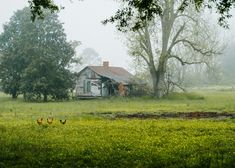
{"left": 0, "top": 0, "right": 235, "bottom": 85}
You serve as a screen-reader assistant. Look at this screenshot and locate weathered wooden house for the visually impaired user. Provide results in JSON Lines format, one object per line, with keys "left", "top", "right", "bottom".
{"left": 75, "top": 62, "right": 135, "bottom": 97}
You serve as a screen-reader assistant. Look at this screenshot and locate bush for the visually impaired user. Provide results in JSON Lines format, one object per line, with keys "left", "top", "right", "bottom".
{"left": 163, "top": 92, "right": 205, "bottom": 100}
{"left": 129, "top": 84, "right": 152, "bottom": 97}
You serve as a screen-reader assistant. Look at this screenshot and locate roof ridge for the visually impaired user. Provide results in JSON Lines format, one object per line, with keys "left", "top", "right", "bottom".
{"left": 88, "top": 65, "right": 124, "bottom": 69}
{"left": 85, "top": 66, "right": 133, "bottom": 84}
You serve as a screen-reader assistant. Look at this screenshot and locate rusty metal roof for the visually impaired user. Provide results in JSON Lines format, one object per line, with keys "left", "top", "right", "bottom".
{"left": 88, "top": 66, "right": 134, "bottom": 84}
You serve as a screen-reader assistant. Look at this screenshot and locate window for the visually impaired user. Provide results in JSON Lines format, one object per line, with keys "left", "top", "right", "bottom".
{"left": 87, "top": 81, "right": 91, "bottom": 92}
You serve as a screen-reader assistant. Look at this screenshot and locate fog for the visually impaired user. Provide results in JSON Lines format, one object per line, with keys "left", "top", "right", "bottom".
{"left": 0, "top": 0, "right": 235, "bottom": 82}
{"left": 0, "top": 0, "right": 131, "bottom": 69}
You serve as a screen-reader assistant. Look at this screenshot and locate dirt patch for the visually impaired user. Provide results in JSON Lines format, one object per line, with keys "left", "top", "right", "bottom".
{"left": 89, "top": 112, "right": 235, "bottom": 119}
{"left": 115, "top": 112, "right": 235, "bottom": 119}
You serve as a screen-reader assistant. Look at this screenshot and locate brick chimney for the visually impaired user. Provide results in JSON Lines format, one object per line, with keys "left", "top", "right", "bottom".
{"left": 103, "top": 61, "right": 109, "bottom": 67}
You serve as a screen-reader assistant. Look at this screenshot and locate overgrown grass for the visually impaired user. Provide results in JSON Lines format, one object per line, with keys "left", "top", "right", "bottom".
{"left": 163, "top": 92, "right": 205, "bottom": 100}
{"left": 0, "top": 119, "right": 234, "bottom": 167}
{"left": 1, "top": 91, "right": 235, "bottom": 118}
{"left": 0, "top": 91, "right": 235, "bottom": 167}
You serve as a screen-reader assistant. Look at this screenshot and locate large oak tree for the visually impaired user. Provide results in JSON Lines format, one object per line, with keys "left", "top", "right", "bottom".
{"left": 125, "top": 1, "right": 222, "bottom": 97}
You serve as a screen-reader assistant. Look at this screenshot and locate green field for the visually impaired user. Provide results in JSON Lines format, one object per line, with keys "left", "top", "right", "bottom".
{"left": 0, "top": 91, "right": 235, "bottom": 167}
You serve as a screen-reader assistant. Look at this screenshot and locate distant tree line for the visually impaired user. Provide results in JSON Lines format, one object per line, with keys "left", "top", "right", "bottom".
{"left": 220, "top": 41, "right": 235, "bottom": 85}
{"left": 0, "top": 8, "right": 78, "bottom": 102}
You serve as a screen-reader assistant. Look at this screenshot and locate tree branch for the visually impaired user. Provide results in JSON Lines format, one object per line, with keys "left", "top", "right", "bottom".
{"left": 168, "top": 22, "right": 186, "bottom": 53}
{"left": 137, "top": 27, "right": 156, "bottom": 68}
{"left": 169, "top": 80, "right": 187, "bottom": 92}
{"left": 139, "top": 53, "right": 150, "bottom": 66}
{"left": 175, "top": 0, "right": 188, "bottom": 16}
{"left": 181, "top": 39, "right": 221, "bottom": 56}
{"left": 177, "top": 14, "right": 198, "bottom": 23}
{"left": 169, "top": 55, "right": 207, "bottom": 66}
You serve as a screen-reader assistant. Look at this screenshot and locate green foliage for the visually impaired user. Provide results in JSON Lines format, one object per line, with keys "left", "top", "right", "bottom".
{"left": 0, "top": 8, "right": 76, "bottom": 101}
{"left": 0, "top": 16, "right": 30, "bottom": 98}
{"left": 28, "top": 0, "right": 59, "bottom": 21}
{"left": 25, "top": 0, "right": 235, "bottom": 31}
{"left": 104, "top": 0, "right": 235, "bottom": 31}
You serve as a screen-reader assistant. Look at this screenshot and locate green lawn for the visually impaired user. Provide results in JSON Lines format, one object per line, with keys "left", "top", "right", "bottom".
{"left": 0, "top": 91, "right": 235, "bottom": 167}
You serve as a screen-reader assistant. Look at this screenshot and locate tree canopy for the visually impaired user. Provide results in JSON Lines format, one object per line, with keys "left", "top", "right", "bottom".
{"left": 103, "top": 0, "right": 235, "bottom": 31}
{"left": 28, "top": 0, "right": 59, "bottom": 20}
{"left": 0, "top": 7, "right": 76, "bottom": 101}
{"left": 28, "top": 0, "right": 235, "bottom": 30}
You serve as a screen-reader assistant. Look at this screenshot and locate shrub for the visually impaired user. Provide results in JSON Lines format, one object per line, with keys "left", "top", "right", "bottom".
{"left": 163, "top": 92, "right": 205, "bottom": 100}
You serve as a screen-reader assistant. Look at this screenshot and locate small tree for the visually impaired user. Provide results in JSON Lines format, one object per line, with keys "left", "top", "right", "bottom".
{"left": 80, "top": 48, "right": 102, "bottom": 66}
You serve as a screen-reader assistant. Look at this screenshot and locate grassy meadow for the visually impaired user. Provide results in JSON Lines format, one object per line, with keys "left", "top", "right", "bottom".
{"left": 0, "top": 90, "right": 235, "bottom": 167}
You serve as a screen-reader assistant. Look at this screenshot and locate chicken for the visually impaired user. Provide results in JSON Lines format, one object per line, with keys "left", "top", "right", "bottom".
{"left": 47, "top": 117, "right": 53, "bottom": 125}
{"left": 60, "top": 119, "right": 66, "bottom": 125}
{"left": 37, "top": 118, "right": 43, "bottom": 125}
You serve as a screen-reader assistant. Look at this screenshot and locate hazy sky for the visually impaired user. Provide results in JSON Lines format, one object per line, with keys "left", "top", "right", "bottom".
{"left": 0, "top": 0, "right": 131, "bottom": 69}
{"left": 0, "top": 0, "right": 235, "bottom": 70}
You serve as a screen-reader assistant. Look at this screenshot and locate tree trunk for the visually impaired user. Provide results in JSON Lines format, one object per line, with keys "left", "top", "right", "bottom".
{"left": 12, "top": 90, "right": 18, "bottom": 99}
{"left": 154, "top": 53, "right": 168, "bottom": 98}
{"left": 150, "top": 69, "right": 166, "bottom": 98}
{"left": 43, "top": 94, "right": 48, "bottom": 102}
{"left": 156, "top": 69, "right": 166, "bottom": 98}
{"left": 150, "top": 69, "right": 158, "bottom": 96}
